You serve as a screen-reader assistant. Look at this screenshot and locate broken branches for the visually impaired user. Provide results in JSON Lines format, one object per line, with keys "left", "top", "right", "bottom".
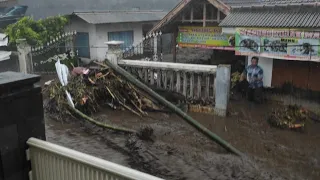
{"left": 68, "top": 106, "right": 136, "bottom": 134}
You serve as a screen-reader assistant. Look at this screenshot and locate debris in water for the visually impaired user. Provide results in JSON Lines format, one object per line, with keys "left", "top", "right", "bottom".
{"left": 268, "top": 104, "right": 314, "bottom": 130}
{"left": 136, "top": 126, "right": 154, "bottom": 141}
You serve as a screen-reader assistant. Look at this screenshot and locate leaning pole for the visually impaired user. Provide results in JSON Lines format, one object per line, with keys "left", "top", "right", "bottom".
{"left": 103, "top": 60, "right": 243, "bottom": 156}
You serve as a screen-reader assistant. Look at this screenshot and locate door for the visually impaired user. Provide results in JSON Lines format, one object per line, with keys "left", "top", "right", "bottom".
{"left": 108, "top": 31, "right": 134, "bottom": 50}
{"left": 75, "top": 32, "right": 90, "bottom": 58}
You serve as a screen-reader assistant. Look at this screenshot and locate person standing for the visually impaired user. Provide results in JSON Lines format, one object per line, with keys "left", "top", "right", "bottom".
{"left": 240, "top": 56, "right": 264, "bottom": 103}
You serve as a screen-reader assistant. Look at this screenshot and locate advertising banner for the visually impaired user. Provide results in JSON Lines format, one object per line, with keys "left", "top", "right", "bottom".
{"left": 235, "top": 28, "right": 320, "bottom": 61}
{"left": 177, "top": 26, "right": 234, "bottom": 50}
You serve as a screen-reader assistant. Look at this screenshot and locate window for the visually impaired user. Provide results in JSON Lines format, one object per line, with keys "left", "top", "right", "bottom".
{"left": 108, "top": 31, "right": 134, "bottom": 50}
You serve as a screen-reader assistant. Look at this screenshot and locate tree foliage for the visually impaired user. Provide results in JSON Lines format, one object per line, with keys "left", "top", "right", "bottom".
{"left": 5, "top": 16, "right": 68, "bottom": 46}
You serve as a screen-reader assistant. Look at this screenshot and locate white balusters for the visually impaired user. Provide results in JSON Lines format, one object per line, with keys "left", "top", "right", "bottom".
{"left": 31, "top": 31, "right": 77, "bottom": 56}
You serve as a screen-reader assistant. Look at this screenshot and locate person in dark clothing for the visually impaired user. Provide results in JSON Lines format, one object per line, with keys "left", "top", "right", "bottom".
{"left": 240, "top": 56, "right": 264, "bottom": 103}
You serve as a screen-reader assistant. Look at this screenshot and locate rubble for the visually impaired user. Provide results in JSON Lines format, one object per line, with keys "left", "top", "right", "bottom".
{"left": 268, "top": 104, "right": 318, "bottom": 130}
{"left": 44, "top": 62, "right": 162, "bottom": 120}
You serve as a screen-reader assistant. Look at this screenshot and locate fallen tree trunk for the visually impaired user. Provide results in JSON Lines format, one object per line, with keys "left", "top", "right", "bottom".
{"left": 68, "top": 106, "right": 136, "bottom": 134}
{"left": 100, "top": 60, "right": 243, "bottom": 156}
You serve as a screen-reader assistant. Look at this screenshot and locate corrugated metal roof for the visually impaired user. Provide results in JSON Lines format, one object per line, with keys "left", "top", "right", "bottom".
{"left": 73, "top": 10, "right": 168, "bottom": 24}
{"left": 221, "top": 0, "right": 318, "bottom": 7}
{"left": 219, "top": 5, "right": 320, "bottom": 28}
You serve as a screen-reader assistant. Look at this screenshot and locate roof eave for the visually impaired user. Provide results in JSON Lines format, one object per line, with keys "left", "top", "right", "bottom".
{"left": 231, "top": 3, "right": 319, "bottom": 9}
{"left": 148, "top": 0, "right": 231, "bottom": 34}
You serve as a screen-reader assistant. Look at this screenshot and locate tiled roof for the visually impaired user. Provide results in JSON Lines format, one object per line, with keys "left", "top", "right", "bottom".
{"left": 219, "top": 4, "right": 320, "bottom": 28}
{"left": 73, "top": 10, "right": 168, "bottom": 24}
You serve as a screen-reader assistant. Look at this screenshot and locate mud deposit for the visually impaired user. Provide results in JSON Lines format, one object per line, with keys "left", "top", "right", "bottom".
{"left": 44, "top": 97, "right": 320, "bottom": 180}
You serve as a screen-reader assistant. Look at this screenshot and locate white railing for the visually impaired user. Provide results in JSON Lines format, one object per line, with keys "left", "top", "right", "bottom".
{"left": 27, "top": 138, "right": 164, "bottom": 180}
{"left": 118, "top": 60, "right": 217, "bottom": 102}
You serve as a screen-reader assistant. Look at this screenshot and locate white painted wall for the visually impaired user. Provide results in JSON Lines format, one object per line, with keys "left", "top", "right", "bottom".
{"left": 65, "top": 17, "right": 151, "bottom": 61}
{"left": 247, "top": 56, "right": 273, "bottom": 87}
{"left": 64, "top": 17, "right": 96, "bottom": 62}
{"left": 95, "top": 22, "right": 144, "bottom": 60}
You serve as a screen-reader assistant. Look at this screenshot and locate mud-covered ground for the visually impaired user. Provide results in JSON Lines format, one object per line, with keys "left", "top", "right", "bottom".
{"left": 45, "top": 98, "right": 320, "bottom": 180}
{"left": 41, "top": 75, "right": 320, "bottom": 180}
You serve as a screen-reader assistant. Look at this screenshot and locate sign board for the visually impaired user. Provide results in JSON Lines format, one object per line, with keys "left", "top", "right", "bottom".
{"left": 177, "top": 26, "right": 234, "bottom": 50}
{"left": 235, "top": 28, "right": 320, "bottom": 61}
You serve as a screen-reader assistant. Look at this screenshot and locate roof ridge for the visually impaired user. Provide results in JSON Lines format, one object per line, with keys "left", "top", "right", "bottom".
{"left": 73, "top": 10, "right": 166, "bottom": 14}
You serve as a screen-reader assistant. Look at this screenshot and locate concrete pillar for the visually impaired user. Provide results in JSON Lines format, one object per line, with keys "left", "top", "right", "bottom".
{"left": 0, "top": 71, "right": 45, "bottom": 180}
{"left": 16, "top": 39, "right": 32, "bottom": 73}
{"left": 214, "top": 65, "right": 231, "bottom": 117}
{"left": 105, "top": 41, "right": 124, "bottom": 64}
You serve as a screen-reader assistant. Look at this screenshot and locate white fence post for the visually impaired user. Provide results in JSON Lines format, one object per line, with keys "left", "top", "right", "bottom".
{"left": 105, "top": 41, "right": 124, "bottom": 64}
{"left": 214, "top": 65, "right": 231, "bottom": 117}
{"left": 16, "top": 39, "right": 32, "bottom": 73}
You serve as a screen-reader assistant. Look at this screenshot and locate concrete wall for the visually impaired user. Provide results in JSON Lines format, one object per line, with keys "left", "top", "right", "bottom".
{"left": 95, "top": 22, "right": 144, "bottom": 60}
{"left": 65, "top": 17, "right": 156, "bottom": 61}
{"left": 65, "top": 17, "right": 97, "bottom": 62}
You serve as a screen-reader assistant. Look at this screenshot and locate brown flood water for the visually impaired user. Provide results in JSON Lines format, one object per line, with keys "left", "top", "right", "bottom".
{"left": 41, "top": 75, "right": 319, "bottom": 180}
{"left": 45, "top": 98, "right": 320, "bottom": 180}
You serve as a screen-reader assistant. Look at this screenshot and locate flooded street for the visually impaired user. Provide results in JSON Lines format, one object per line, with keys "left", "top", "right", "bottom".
{"left": 43, "top": 98, "right": 320, "bottom": 180}
{"left": 45, "top": 116, "right": 129, "bottom": 166}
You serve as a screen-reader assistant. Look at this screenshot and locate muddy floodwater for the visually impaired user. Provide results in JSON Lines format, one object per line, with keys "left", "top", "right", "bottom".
{"left": 45, "top": 98, "right": 320, "bottom": 180}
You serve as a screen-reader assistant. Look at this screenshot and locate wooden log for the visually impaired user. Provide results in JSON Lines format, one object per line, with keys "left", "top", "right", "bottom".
{"left": 69, "top": 106, "right": 135, "bottom": 134}
{"left": 103, "top": 60, "right": 242, "bottom": 156}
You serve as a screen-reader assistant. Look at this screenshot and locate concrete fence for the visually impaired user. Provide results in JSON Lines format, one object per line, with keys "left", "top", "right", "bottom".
{"left": 119, "top": 60, "right": 217, "bottom": 102}
{"left": 15, "top": 39, "right": 232, "bottom": 117}
{"left": 108, "top": 41, "right": 231, "bottom": 117}
{"left": 27, "top": 138, "right": 164, "bottom": 180}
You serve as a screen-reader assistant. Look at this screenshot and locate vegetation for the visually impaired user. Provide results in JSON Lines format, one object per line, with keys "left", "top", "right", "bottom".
{"left": 5, "top": 16, "right": 68, "bottom": 46}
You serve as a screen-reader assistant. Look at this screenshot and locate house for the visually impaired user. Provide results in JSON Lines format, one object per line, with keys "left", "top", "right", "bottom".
{"left": 147, "top": 0, "right": 244, "bottom": 65}
{"left": 0, "top": 0, "right": 17, "bottom": 12}
{"left": 0, "top": 5, "right": 28, "bottom": 29}
{"left": 15, "top": 0, "right": 180, "bottom": 20}
{"left": 148, "top": 0, "right": 320, "bottom": 91}
{"left": 64, "top": 10, "right": 167, "bottom": 61}
{"left": 219, "top": 0, "right": 320, "bottom": 91}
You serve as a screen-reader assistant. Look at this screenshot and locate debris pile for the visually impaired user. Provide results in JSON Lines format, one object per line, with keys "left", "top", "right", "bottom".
{"left": 44, "top": 62, "right": 162, "bottom": 120}
{"left": 231, "top": 72, "right": 241, "bottom": 89}
{"left": 268, "top": 105, "right": 313, "bottom": 130}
